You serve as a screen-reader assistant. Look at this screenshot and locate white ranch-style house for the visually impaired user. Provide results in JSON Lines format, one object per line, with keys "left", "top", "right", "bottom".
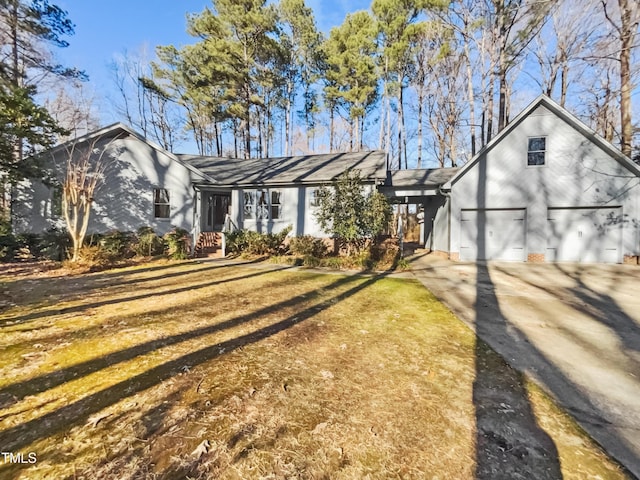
{"left": 13, "top": 95, "right": 640, "bottom": 264}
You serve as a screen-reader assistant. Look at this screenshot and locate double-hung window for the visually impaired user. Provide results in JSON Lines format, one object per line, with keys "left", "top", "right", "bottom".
{"left": 154, "top": 188, "right": 170, "bottom": 218}
{"left": 243, "top": 189, "right": 282, "bottom": 220}
{"left": 527, "top": 137, "right": 546, "bottom": 166}
{"left": 309, "top": 188, "right": 320, "bottom": 208}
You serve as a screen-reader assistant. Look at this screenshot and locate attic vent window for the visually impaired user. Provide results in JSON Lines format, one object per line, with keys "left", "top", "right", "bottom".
{"left": 527, "top": 137, "right": 546, "bottom": 166}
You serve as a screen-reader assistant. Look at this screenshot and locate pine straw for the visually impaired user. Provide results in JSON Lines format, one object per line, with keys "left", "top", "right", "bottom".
{"left": 0, "top": 260, "right": 628, "bottom": 479}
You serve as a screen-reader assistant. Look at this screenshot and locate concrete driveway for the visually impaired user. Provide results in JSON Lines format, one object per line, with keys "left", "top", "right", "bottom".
{"left": 409, "top": 253, "right": 640, "bottom": 478}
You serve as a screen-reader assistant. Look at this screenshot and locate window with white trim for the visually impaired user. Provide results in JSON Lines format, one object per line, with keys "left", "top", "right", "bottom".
{"left": 243, "top": 189, "right": 282, "bottom": 220}
{"left": 154, "top": 188, "right": 170, "bottom": 218}
{"left": 309, "top": 188, "right": 320, "bottom": 208}
{"left": 527, "top": 137, "right": 546, "bottom": 166}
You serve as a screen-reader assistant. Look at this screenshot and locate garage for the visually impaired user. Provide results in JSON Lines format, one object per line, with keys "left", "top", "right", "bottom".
{"left": 460, "top": 209, "right": 526, "bottom": 261}
{"left": 546, "top": 207, "right": 622, "bottom": 263}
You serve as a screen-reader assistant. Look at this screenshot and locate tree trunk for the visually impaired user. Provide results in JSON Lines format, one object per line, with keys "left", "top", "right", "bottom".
{"left": 350, "top": 116, "right": 354, "bottom": 152}
{"left": 618, "top": 0, "right": 634, "bottom": 157}
{"left": 498, "top": 65, "right": 507, "bottom": 132}
{"left": 560, "top": 63, "right": 568, "bottom": 108}
{"left": 417, "top": 84, "right": 424, "bottom": 169}
{"left": 244, "top": 103, "right": 251, "bottom": 159}
{"left": 379, "top": 85, "right": 386, "bottom": 151}
{"left": 285, "top": 82, "right": 292, "bottom": 156}
{"left": 329, "top": 106, "right": 335, "bottom": 153}
{"left": 400, "top": 85, "right": 407, "bottom": 169}
{"left": 258, "top": 108, "right": 263, "bottom": 158}
{"left": 233, "top": 120, "right": 238, "bottom": 158}
{"left": 214, "top": 122, "right": 221, "bottom": 156}
{"left": 486, "top": 72, "right": 495, "bottom": 143}
{"left": 496, "top": 0, "right": 508, "bottom": 133}
{"left": 464, "top": 41, "right": 476, "bottom": 157}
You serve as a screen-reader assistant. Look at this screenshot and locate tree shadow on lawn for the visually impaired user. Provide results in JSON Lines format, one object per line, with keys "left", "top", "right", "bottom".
{"left": 0, "top": 265, "right": 306, "bottom": 407}
{"left": 0, "top": 264, "right": 291, "bottom": 328}
{"left": 0, "top": 257, "right": 265, "bottom": 315}
{"left": 0, "top": 271, "right": 386, "bottom": 457}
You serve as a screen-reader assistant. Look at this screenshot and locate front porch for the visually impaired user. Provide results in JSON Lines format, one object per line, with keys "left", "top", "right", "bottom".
{"left": 193, "top": 189, "right": 232, "bottom": 257}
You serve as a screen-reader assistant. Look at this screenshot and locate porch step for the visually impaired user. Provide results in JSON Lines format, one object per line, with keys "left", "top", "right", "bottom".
{"left": 194, "top": 232, "right": 223, "bottom": 258}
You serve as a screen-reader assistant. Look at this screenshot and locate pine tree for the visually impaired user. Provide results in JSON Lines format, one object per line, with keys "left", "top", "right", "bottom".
{"left": 323, "top": 11, "right": 378, "bottom": 152}
{"left": 0, "top": 0, "right": 83, "bottom": 217}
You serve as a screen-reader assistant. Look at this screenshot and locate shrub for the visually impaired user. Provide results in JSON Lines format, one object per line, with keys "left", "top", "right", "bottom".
{"left": 164, "top": 228, "right": 190, "bottom": 260}
{"left": 39, "top": 227, "right": 71, "bottom": 261}
{"left": 289, "top": 235, "right": 328, "bottom": 258}
{"left": 134, "top": 226, "right": 164, "bottom": 257}
{"left": 0, "top": 231, "right": 17, "bottom": 262}
{"left": 99, "top": 231, "right": 135, "bottom": 259}
{"left": 302, "top": 254, "right": 322, "bottom": 267}
{"left": 225, "top": 229, "right": 249, "bottom": 255}
{"left": 63, "top": 245, "right": 114, "bottom": 272}
{"left": 371, "top": 238, "right": 400, "bottom": 270}
{"left": 226, "top": 225, "right": 292, "bottom": 256}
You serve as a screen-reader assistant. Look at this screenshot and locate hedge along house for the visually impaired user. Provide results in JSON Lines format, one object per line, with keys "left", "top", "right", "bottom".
{"left": 419, "top": 95, "right": 640, "bottom": 264}
{"left": 12, "top": 123, "right": 387, "bottom": 255}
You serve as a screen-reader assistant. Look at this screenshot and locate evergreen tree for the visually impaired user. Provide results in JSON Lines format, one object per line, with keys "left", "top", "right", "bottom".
{"left": 0, "top": 0, "right": 83, "bottom": 216}
{"left": 323, "top": 11, "right": 378, "bottom": 152}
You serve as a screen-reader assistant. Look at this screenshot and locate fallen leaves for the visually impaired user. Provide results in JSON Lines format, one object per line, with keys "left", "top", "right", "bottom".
{"left": 191, "top": 439, "right": 211, "bottom": 459}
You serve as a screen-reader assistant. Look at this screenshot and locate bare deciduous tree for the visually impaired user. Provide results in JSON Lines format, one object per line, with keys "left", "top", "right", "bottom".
{"left": 602, "top": 0, "right": 639, "bottom": 157}
{"left": 62, "top": 133, "right": 123, "bottom": 261}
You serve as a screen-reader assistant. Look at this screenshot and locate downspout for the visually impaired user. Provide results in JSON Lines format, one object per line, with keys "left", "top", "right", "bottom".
{"left": 438, "top": 184, "right": 452, "bottom": 259}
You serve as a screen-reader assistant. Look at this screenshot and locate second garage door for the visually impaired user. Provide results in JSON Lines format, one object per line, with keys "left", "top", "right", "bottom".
{"left": 460, "top": 209, "right": 526, "bottom": 261}
{"left": 546, "top": 207, "right": 622, "bottom": 263}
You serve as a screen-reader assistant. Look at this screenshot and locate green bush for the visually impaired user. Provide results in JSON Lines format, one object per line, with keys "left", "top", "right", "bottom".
{"left": 225, "top": 229, "right": 249, "bottom": 255}
{"left": 0, "top": 232, "right": 17, "bottom": 262}
{"left": 14, "top": 233, "right": 42, "bottom": 259}
{"left": 133, "top": 226, "right": 165, "bottom": 257}
{"left": 164, "top": 228, "right": 190, "bottom": 260}
{"left": 289, "top": 235, "right": 328, "bottom": 258}
{"left": 226, "top": 225, "right": 292, "bottom": 256}
{"left": 39, "top": 227, "right": 71, "bottom": 261}
{"left": 99, "top": 231, "right": 135, "bottom": 259}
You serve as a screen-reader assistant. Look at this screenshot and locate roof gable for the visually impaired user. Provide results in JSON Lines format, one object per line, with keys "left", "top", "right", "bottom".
{"left": 444, "top": 95, "right": 640, "bottom": 189}
{"left": 46, "top": 123, "right": 216, "bottom": 184}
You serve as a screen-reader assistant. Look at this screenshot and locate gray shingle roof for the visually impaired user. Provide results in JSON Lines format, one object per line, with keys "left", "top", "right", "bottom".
{"left": 176, "top": 151, "right": 387, "bottom": 186}
{"left": 385, "top": 167, "right": 459, "bottom": 187}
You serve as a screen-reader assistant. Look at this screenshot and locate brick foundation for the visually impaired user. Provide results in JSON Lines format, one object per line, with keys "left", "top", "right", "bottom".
{"left": 623, "top": 255, "right": 639, "bottom": 265}
{"left": 527, "top": 253, "right": 545, "bottom": 263}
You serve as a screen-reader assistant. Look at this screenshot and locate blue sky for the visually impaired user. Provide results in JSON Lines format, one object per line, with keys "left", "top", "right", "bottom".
{"left": 54, "top": 0, "right": 371, "bottom": 123}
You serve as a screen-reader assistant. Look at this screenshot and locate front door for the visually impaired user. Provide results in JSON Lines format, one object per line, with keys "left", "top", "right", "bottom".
{"left": 203, "top": 193, "right": 231, "bottom": 231}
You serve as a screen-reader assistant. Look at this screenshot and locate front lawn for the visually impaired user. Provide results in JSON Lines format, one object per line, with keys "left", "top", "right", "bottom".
{"left": 0, "top": 260, "right": 627, "bottom": 479}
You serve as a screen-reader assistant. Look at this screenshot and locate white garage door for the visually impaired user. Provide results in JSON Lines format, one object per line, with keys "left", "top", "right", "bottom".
{"left": 460, "top": 209, "right": 526, "bottom": 261}
{"left": 546, "top": 207, "right": 622, "bottom": 263}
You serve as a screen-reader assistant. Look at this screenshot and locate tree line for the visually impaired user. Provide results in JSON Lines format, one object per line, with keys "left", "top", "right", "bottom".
{"left": 120, "top": 0, "right": 638, "bottom": 168}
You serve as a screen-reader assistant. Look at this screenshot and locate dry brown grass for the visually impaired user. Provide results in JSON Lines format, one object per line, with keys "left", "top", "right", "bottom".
{"left": 0, "top": 260, "right": 629, "bottom": 479}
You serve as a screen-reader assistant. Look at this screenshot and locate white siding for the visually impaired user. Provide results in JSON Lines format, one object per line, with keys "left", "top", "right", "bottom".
{"left": 233, "top": 183, "right": 377, "bottom": 238}
{"left": 13, "top": 134, "right": 201, "bottom": 236}
{"left": 234, "top": 185, "right": 329, "bottom": 237}
{"left": 450, "top": 105, "right": 640, "bottom": 262}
